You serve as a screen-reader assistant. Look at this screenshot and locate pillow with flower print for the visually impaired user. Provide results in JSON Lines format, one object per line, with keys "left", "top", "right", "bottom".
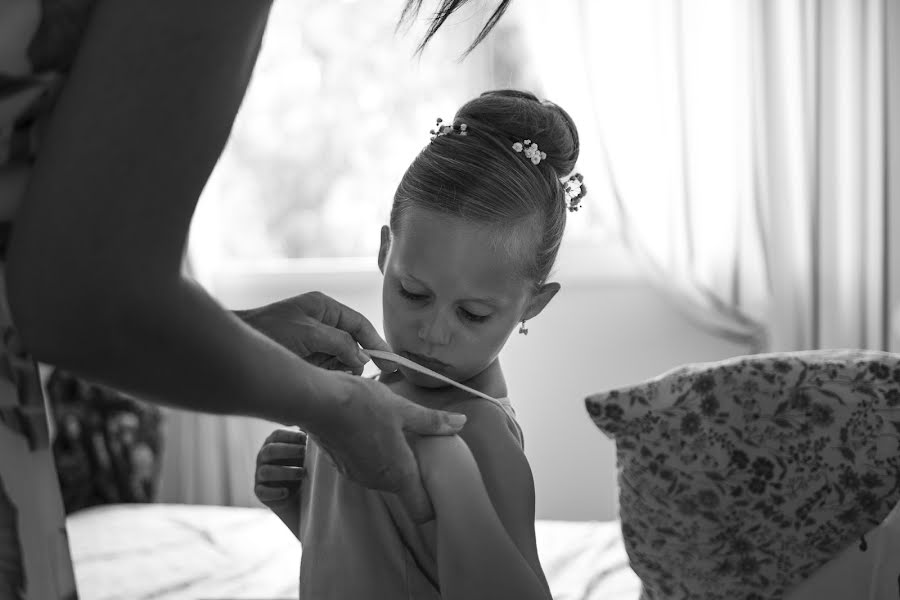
{"left": 585, "top": 349, "right": 900, "bottom": 600}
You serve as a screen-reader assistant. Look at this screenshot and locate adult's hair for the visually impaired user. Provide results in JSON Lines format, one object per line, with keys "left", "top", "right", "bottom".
{"left": 390, "top": 90, "right": 583, "bottom": 289}
{"left": 398, "top": 0, "right": 513, "bottom": 57}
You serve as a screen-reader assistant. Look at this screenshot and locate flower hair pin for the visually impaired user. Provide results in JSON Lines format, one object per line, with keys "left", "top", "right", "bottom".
{"left": 561, "top": 173, "right": 586, "bottom": 212}
{"left": 430, "top": 117, "right": 467, "bottom": 141}
{"left": 511, "top": 139, "right": 546, "bottom": 165}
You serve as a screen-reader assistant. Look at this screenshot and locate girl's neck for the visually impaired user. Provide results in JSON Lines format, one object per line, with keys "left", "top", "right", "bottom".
{"left": 378, "top": 358, "right": 508, "bottom": 409}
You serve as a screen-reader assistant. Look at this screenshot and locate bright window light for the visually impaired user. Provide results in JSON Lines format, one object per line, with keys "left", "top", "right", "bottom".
{"left": 189, "top": 0, "right": 616, "bottom": 277}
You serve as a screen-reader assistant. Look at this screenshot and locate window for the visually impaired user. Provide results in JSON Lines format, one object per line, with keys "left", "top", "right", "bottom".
{"left": 189, "top": 0, "right": 619, "bottom": 281}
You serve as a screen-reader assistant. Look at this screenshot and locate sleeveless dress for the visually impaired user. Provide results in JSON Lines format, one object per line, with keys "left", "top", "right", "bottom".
{"left": 298, "top": 392, "right": 524, "bottom": 599}
{"left": 0, "top": 1, "right": 97, "bottom": 598}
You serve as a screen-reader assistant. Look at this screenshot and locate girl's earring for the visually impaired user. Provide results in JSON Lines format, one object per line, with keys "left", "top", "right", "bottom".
{"left": 518, "top": 320, "right": 528, "bottom": 335}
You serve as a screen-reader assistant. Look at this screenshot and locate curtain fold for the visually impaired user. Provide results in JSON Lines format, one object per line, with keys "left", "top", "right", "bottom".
{"left": 756, "top": 0, "right": 889, "bottom": 351}
{"left": 165, "top": 0, "right": 896, "bottom": 505}
{"left": 514, "top": 0, "right": 892, "bottom": 354}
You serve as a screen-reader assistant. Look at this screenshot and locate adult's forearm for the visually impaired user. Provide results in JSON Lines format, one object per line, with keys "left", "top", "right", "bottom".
{"left": 2, "top": 1, "right": 329, "bottom": 423}
{"left": 15, "top": 272, "right": 343, "bottom": 428}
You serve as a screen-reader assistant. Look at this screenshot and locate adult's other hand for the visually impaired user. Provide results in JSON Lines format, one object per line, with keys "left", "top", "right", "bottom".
{"left": 314, "top": 373, "right": 466, "bottom": 522}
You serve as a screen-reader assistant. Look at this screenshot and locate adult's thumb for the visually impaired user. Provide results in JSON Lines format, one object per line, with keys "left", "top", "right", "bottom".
{"left": 403, "top": 404, "right": 467, "bottom": 435}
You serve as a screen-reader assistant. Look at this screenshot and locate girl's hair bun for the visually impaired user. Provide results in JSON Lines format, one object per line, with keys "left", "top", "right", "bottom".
{"left": 391, "top": 89, "right": 583, "bottom": 288}
{"left": 454, "top": 89, "right": 580, "bottom": 177}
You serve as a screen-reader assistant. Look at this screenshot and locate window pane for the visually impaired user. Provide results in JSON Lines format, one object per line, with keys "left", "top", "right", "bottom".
{"left": 192, "top": 0, "right": 612, "bottom": 266}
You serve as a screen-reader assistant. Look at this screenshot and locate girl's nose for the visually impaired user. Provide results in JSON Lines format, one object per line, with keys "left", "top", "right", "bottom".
{"left": 417, "top": 311, "right": 451, "bottom": 346}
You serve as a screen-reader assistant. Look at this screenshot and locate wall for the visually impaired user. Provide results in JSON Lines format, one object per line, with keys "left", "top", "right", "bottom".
{"left": 201, "top": 246, "right": 749, "bottom": 522}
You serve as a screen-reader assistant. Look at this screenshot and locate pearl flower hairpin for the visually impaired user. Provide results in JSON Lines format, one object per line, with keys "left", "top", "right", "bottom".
{"left": 430, "top": 117, "right": 468, "bottom": 141}
{"left": 424, "top": 119, "right": 586, "bottom": 212}
{"left": 511, "top": 139, "right": 547, "bottom": 165}
{"left": 561, "top": 173, "right": 586, "bottom": 212}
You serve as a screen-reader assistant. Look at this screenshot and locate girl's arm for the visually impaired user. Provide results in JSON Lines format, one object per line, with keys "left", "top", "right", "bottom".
{"left": 254, "top": 429, "right": 306, "bottom": 540}
{"left": 414, "top": 403, "right": 552, "bottom": 600}
{"left": 273, "top": 500, "right": 301, "bottom": 541}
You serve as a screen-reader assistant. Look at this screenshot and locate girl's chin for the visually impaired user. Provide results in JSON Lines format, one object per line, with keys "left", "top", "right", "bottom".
{"left": 399, "top": 365, "right": 452, "bottom": 388}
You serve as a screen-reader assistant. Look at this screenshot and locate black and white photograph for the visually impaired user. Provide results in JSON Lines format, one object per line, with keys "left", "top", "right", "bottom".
{"left": 2, "top": 1, "right": 900, "bottom": 599}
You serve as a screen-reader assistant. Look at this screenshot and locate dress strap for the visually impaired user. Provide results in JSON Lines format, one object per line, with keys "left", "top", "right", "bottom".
{"left": 484, "top": 397, "right": 525, "bottom": 449}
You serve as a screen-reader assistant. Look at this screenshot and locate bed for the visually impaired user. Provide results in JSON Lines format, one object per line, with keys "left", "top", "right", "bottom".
{"left": 66, "top": 351, "right": 900, "bottom": 600}
{"left": 67, "top": 503, "right": 641, "bottom": 600}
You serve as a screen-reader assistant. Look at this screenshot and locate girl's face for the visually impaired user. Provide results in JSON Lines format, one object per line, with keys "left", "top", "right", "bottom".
{"left": 378, "top": 206, "right": 557, "bottom": 387}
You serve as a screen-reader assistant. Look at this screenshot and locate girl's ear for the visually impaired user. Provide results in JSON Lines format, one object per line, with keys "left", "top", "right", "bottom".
{"left": 378, "top": 225, "right": 391, "bottom": 274}
{"left": 521, "top": 282, "right": 560, "bottom": 322}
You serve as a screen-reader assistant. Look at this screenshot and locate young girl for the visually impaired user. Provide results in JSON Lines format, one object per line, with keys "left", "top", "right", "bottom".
{"left": 254, "top": 89, "right": 587, "bottom": 600}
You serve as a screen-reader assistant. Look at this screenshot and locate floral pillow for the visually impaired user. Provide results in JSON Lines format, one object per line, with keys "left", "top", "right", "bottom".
{"left": 585, "top": 349, "right": 900, "bottom": 600}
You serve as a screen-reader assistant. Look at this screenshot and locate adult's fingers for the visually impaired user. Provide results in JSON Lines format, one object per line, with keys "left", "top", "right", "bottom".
{"left": 320, "top": 295, "right": 397, "bottom": 372}
{"left": 305, "top": 324, "right": 369, "bottom": 371}
{"left": 308, "top": 353, "right": 364, "bottom": 375}
{"left": 325, "top": 296, "right": 391, "bottom": 356}
{"left": 402, "top": 403, "right": 467, "bottom": 436}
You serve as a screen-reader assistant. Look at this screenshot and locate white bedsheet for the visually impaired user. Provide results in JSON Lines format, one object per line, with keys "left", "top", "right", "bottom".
{"left": 67, "top": 503, "right": 640, "bottom": 600}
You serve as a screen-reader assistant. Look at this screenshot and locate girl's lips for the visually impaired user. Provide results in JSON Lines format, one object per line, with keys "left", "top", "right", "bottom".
{"left": 400, "top": 351, "right": 449, "bottom": 371}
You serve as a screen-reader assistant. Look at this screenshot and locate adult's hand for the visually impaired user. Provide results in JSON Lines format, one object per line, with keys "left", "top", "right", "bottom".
{"left": 314, "top": 373, "right": 466, "bottom": 522}
{"left": 236, "top": 291, "right": 396, "bottom": 375}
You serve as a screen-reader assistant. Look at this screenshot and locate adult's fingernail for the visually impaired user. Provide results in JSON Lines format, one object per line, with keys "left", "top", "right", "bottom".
{"left": 357, "top": 350, "right": 370, "bottom": 364}
{"left": 447, "top": 413, "right": 467, "bottom": 428}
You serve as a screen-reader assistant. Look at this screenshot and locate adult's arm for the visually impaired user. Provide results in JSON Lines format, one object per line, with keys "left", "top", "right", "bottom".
{"left": 6, "top": 0, "right": 321, "bottom": 422}
{"left": 5, "top": 0, "right": 465, "bottom": 521}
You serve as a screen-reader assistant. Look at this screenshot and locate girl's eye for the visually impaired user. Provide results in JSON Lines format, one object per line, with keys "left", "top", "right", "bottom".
{"left": 460, "top": 308, "right": 490, "bottom": 323}
{"left": 399, "top": 286, "right": 427, "bottom": 301}
{"left": 397, "top": 283, "right": 489, "bottom": 322}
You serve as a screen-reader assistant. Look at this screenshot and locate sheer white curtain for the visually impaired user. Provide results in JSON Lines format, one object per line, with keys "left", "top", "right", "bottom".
{"left": 161, "top": 0, "right": 897, "bottom": 505}
{"left": 155, "top": 407, "right": 270, "bottom": 507}
{"left": 513, "top": 0, "right": 893, "bottom": 353}
{"left": 755, "top": 0, "right": 890, "bottom": 351}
